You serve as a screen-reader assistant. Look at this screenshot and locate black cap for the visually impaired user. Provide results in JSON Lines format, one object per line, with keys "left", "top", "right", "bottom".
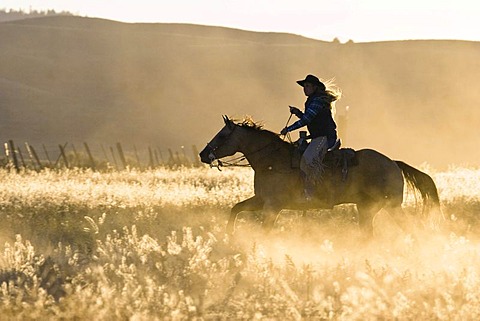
{"left": 296, "top": 74, "right": 326, "bottom": 91}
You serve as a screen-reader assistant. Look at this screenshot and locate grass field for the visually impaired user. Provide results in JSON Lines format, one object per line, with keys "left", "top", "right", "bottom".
{"left": 0, "top": 165, "right": 479, "bottom": 320}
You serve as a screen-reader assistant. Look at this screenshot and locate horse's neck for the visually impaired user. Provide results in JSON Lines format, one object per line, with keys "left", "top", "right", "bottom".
{"left": 240, "top": 131, "right": 292, "bottom": 171}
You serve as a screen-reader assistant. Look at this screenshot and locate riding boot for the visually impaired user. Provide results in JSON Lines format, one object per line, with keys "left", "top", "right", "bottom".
{"left": 303, "top": 179, "right": 315, "bottom": 202}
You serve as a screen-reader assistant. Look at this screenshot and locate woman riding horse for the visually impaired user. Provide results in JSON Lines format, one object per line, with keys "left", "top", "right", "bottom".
{"left": 200, "top": 116, "right": 442, "bottom": 235}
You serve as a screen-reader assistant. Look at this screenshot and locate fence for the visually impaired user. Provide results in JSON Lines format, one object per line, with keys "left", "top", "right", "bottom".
{"left": 1, "top": 140, "right": 204, "bottom": 172}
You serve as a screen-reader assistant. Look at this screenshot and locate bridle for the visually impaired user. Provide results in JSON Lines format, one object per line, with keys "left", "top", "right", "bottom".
{"left": 206, "top": 123, "right": 280, "bottom": 171}
{"left": 205, "top": 125, "right": 237, "bottom": 170}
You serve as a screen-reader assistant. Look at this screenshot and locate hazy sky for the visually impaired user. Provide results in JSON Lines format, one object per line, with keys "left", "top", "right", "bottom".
{"left": 2, "top": 0, "right": 479, "bottom": 42}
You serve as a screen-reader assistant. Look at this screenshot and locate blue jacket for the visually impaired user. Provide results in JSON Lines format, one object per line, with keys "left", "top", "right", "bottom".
{"left": 286, "top": 94, "right": 337, "bottom": 147}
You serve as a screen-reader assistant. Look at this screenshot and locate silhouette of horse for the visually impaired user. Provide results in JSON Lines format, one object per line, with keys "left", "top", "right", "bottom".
{"left": 199, "top": 116, "right": 441, "bottom": 235}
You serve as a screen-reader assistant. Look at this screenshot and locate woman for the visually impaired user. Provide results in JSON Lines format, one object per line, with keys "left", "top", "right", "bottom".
{"left": 281, "top": 74, "right": 341, "bottom": 202}
{"left": 280, "top": 74, "right": 339, "bottom": 148}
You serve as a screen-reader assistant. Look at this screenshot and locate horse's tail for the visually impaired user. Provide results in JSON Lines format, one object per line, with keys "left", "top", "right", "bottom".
{"left": 395, "top": 161, "right": 440, "bottom": 205}
{"left": 395, "top": 161, "right": 443, "bottom": 222}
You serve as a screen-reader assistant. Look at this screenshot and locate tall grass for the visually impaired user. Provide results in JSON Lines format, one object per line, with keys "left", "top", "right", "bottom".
{"left": 0, "top": 166, "right": 478, "bottom": 320}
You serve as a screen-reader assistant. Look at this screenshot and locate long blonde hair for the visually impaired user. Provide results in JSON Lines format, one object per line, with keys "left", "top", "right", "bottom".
{"left": 316, "top": 78, "right": 341, "bottom": 110}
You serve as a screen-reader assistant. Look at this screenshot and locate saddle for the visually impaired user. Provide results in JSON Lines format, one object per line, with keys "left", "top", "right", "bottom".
{"left": 324, "top": 148, "right": 358, "bottom": 181}
{"left": 291, "top": 138, "right": 358, "bottom": 181}
{"left": 324, "top": 147, "right": 358, "bottom": 168}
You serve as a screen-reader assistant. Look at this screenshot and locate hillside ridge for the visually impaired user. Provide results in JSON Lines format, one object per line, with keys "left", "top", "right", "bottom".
{"left": 0, "top": 16, "right": 478, "bottom": 168}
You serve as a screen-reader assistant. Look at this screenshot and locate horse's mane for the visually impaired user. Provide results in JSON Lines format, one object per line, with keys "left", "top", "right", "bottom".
{"left": 232, "top": 117, "right": 263, "bottom": 130}
{"left": 231, "top": 116, "right": 292, "bottom": 145}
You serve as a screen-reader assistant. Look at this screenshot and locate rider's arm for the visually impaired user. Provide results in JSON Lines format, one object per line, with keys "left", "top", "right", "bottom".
{"left": 285, "top": 97, "right": 323, "bottom": 132}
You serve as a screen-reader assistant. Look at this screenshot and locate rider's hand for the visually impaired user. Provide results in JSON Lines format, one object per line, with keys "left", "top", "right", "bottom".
{"left": 280, "top": 127, "right": 288, "bottom": 135}
{"left": 289, "top": 106, "right": 302, "bottom": 117}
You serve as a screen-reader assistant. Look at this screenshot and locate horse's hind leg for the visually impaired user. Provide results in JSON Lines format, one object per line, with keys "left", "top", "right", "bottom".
{"left": 356, "top": 200, "right": 383, "bottom": 236}
{"left": 386, "top": 205, "right": 411, "bottom": 233}
{"left": 227, "top": 196, "right": 264, "bottom": 234}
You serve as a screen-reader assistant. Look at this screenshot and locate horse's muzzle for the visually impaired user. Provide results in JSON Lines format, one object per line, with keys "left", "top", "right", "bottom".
{"left": 199, "top": 145, "right": 215, "bottom": 164}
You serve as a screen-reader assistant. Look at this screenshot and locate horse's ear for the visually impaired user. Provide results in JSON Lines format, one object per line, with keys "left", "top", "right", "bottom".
{"left": 223, "top": 115, "right": 233, "bottom": 129}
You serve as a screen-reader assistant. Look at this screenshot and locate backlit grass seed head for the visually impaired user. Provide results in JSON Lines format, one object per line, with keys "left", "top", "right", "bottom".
{"left": 0, "top": 165, "right": 478, "bottom": 319}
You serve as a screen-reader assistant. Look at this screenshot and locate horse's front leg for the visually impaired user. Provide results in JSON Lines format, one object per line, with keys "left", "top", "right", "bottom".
{"left": 262, "top": 200, "right": 283, "bottom": 232}
{"left": 227, "top": 195, "right": 264, "bottom": 234}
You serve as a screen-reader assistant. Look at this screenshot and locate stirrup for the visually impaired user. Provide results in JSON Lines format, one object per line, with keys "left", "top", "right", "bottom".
{"left": 328, "top": 139, "right": 341, "bottom": 152}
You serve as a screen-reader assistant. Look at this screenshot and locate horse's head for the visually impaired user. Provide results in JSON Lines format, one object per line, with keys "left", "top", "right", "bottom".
{"left": 199, "top": 115, "right": 242, "bottom": 164}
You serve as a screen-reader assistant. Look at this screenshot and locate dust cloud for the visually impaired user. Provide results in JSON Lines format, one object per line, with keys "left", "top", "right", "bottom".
{"left": 1, "top": 17, "right": 479, "bottom": 168}
{"left": 0, "top": 157, "right": 478, "bottom": 318}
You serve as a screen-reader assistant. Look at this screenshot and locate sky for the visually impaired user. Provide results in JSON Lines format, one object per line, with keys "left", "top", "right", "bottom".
{"left": 1, "top": 0, "right": 479, "bottom": 42}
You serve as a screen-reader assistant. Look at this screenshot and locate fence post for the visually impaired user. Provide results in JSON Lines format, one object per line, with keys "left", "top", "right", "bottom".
{"left": 29, "top": 145, "right": 43, "bottom": 170}
{"left": 168, "top": 148, "right": 175, "bottom": 166}
{"left": 148, "top": 147, "right": 155, "bottom": 168}
{"left": 84, "top": 142, "right": 96, "bottom": 170}
{"left": 8, "top": 140, "right": 20, "bottom": 172}
{"left": 24, "top": 143, "right": 40, "bottom": 171}
{"left": 4, "top": 142, "right": 13, "bottom": 172}
{"left": 58, "top": 144, "right": 69, "bottom": 168}
{"left": 154, "top": 149, "right": 160, "bottom": 167}
{"left": 16, "top": 147, "right": 26, "bottom": 169}
{"left": 54, "top": 143, "right": 68, "bottom": 168}
{"left": 3, "top": 143, "right": 10, "bottom": 169}
{"left": 71, "top": 144, "right": 80, "bottom": 167}
{"left": 116, "top": 142, "right": 127, "bottom": 169}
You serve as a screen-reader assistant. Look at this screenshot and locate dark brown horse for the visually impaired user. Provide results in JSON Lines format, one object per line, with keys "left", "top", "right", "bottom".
{"left": 199, "top": 116, "right": 441, "bottom": 235}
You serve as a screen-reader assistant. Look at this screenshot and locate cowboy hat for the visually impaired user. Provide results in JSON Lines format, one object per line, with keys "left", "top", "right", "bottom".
{"left": 296, "top": 74, "right": 326, "bottom": 90}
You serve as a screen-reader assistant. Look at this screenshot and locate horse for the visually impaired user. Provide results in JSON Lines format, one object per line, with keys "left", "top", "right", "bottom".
{"left": 199, "top": 116, "right": 442, "bottom": 235}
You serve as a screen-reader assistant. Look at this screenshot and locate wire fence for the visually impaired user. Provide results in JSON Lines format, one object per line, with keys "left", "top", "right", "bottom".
{"left": 1, "top": 140, "right": 204, "bottom": 172}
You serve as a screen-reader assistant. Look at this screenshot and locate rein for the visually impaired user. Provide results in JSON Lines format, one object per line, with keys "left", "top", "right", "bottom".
{"left": 209, "top": 114, "right": 294, "bottom": 171}
{"left": 282, "top": 113, "right": 294, "bottom": 143}
{"left": 210, "top": 139, "right": 280, "bottom": 170}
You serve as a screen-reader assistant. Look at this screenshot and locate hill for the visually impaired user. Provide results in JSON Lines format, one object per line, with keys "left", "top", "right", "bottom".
{"left": 0, "top": 16, "right": 479, "bottom": 168}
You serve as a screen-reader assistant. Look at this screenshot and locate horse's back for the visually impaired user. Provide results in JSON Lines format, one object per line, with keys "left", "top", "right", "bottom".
{"left": 355, "top": 148, "right": 398, "bottom": 164}
{"left": 347, "top": 148, "right": 404, "bottom": 200}
{"left": 354, "top": 148, "right": 403, "bottom": 177}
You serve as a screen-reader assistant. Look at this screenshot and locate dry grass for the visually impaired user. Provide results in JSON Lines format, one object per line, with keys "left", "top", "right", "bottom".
{"left": 0, "top": 165, "right": 478, "bottom": 320}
